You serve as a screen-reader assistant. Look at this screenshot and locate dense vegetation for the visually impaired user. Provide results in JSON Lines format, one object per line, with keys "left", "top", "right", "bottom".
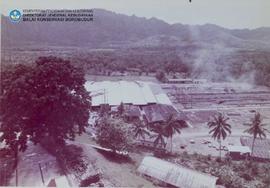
{"left": 166, "top": 152, "right": 270, "bottom": 188}
{"left": 2, "top": 46, "right": 270, "bottom": 87}
{"left": 96, "top": 117, "right": 134, "bottom": 152}
{"left": 0, "top": 57, "right": 91, "bottom": 152}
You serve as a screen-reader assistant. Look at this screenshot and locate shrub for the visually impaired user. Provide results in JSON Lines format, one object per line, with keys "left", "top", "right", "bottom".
{"left": 80, "top": 174, "right": 100, "bottom": 187}
{"left": 193, "top": 152, "right": 198, "bottom": 159}
{"left": 207, "top": 154, "right": 212, "bottom": 161}
{"left": 0, "top": 149, "right": 16, "bottom": 186}
{"left": 262, "top": 175, "right": 270, "bottom": 186}
{"left": 60, "top": 145, "right": 88, "bottom": 176}
{"left": 41, "top": 138, "right": 87, "bottom": 177}
{"left": 240, "top": 173, "right": 253, "bottom": 181}
{"left": 216, "top": 157, "right": 222, "bottom": 163}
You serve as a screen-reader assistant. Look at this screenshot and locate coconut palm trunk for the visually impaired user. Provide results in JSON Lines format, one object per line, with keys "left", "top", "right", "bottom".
{"left": 208, "top": 113, "right": 232, "bottom": 161}
{"left": 244, "top": 112, "right": 269, "bottom": 160}
{"left": 251, "top": 136, "right": 256, "bottom": 157}
{"left": 219, "top": 139, "right": 222, "bottom": 159}
{"left": 14, "top": 145, "right": 18, "bottom": 186}
{"left": 170, "top": 136, "right": 173, "bottom": 153}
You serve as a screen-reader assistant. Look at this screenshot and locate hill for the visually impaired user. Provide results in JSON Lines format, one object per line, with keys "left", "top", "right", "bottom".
{"left": 2, "top": 9, "right": 270, "bottom": 49}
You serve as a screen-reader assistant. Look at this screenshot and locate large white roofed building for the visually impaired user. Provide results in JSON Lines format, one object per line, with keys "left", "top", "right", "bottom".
{"left": 84, "top": 81, "right": 188, "bottom": 124}
{"left": 85, "top": 81, "right": 173, "bottom": 107}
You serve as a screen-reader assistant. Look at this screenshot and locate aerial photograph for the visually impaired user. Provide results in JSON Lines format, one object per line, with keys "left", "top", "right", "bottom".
{"left": 1, "top": 0, "right": 270, "bottom": 187}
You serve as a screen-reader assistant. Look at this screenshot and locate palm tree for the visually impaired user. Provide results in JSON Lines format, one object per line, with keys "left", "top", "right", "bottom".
{"left": 208, "top": 113, "right": 232, "bottom": 159}
{"left": 117, "top": 102, "right": 125, "bottom": 116}
{"left": 154, "top": 133, "right": 166, "bottom": 148}
{"left": 150, "top": 123, "right": 168, "bottom": 149}
{"left": 164, "top": 115, "right": 187, "bottom": 152}
{"left": 244, "top": 112, "right": 269, "bottom": 157}
{"left": 133, "top": 121, "right": 150, "bottom": 140}
{"left": 153, "top": 132, "right": 167, "bottom": 149}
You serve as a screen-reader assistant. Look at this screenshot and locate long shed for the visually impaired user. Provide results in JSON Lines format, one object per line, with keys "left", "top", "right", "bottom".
{"left": 137, "top": 156, "right": 217, "bottom": 188}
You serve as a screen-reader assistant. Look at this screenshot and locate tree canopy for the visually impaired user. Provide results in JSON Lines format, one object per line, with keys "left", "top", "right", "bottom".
{"left": 208, "top": 113, "right": 231, "bottom": 159}
{"left": 0, "top": 56, "right": 91, "bottom": 151}
{"left": 96, "top": 117, "right": 133, "bottom": 152}
{"left": 244, "top": 112, "right": 269, "bottom": 156}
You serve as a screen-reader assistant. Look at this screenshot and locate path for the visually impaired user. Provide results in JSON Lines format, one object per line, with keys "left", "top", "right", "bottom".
{"left": 72, "top": 135, "right": 154, "bottom": 187}
{"left": 9, "top": 143, "right": 62, "bottom": 187}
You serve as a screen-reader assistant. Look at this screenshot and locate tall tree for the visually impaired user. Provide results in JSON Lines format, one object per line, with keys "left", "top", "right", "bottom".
{"left": 133, "top": 120, "right": 150, "bottom": 140}
{"left": 164, "top": 115, "right": 187, "bottom": 152}
{"left": 150, "top": 123, "right": 168, "bottom": 149}
{"left": 244, "top": 112, "right": 269, "bottom": 157}
{"left": 117, "top": 102, "right": 125, "bottom": 116}
{"left": 153, "top": 132, "right": 167, "bottom": 149}
{"left": 0, "top": 57, "right": 91, "bottom": 153}
{"left": 155, "top": 71, "right": 167, "bottom": 83}
{"left": 208, "top": 113, "right": 232, "bottom": 159}
{"left": 96, "top": 117, "right": 133, "bottom": 153}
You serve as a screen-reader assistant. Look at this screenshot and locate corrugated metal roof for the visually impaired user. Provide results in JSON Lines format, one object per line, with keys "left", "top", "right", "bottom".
{"left": 142, "top": 104, "right": 187, "bottom": 123}
{"left": 85, "top": 81, "right": 172, "bottom": 107}
{"left": 227, "top": 146, "right": 251, "bottom": 153}
{"left": 137, "top": 156, "right": 217, "bottom": 188}
{"left": 240, "top": 136, "right": 270, "bottom": 159}
{"left": 155, "top": 93, "right": 173, "bottom": 105}
{"left": 124, "top": 105, "right": 141, "bottom": 117}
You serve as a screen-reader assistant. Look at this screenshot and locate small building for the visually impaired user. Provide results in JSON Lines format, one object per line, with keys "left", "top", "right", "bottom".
{"left": 227, "top": 146, "right": 251, "bottom": 159}
{"left": 137, "top": 156, "right": 217, "bottom": 188}
{"left": 167, "top": 78, "right": 207, "bottom": 84}
{"left": 135, "top": 138, "right": 166, "bottom": 152}
{"left": 166, "top": 78, "right": 207, "bottom": 84}
{"left": 240, "top": 136, "right": 270, "bottom": 161}
{"left": 167, "top": 78, "right": 194, "bottom": 84}
{"left": 126, "top": 68, "right": 142, "bottom": 75}
{"left": 142, "top": 104, "right": 187, "bottom": 124}
{"left": 123, "top": 105, "right": 142, "bottom": 121}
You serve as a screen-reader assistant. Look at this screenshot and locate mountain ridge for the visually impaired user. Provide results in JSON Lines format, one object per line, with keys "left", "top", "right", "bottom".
{"left": 2, "top": 9, "right": 270, "bottom": 49}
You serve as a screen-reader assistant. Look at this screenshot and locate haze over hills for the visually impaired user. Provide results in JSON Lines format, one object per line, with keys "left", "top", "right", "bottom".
{"left": 2, "top": 9, "right": 270, "bottom": 49}
{"left": 1, "top": 9, "right": 270, "bottom": 86}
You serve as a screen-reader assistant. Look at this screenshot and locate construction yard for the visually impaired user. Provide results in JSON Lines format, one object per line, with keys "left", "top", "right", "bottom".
{"left": 84, "top": 76, "right": 270, "bottom": 158}
{"left": 163, "top": 80, "right": 270, "bottom": 157}
{"left": 2, "top": 76, "right": 270, "bottom": 187}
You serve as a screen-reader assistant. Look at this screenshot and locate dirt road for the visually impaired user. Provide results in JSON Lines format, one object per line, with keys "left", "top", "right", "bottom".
{"left": 9, "top": 143, "right": 61, "bottom": 186}
{"left": 73, "top": 140, "right": 154, "bottom": 187}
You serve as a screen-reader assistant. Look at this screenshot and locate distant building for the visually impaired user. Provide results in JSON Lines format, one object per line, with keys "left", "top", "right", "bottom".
{"left": 110, "top": 71, "right": 127, "bottom": 76}
{"left": 227, "top": 145, "right": 251, "bottom": 159}
{"left": 126, "top": 68, "right": 141, "bottom": 75}
{"left": 137, "top": 156, "right": 217, "bottom": 188}
{"left": 166, "top": 78, "right": 207, "bottom": 84}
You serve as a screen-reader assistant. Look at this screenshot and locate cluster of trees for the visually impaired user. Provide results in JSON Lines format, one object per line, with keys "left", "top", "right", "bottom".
{"left": 3, "top": 46, "right": 270, "bottom": 87}
{"left": 0, "top": 56, "right": 91, "bottom": 157}
{"left": 95, "top": 107, "right": 188, "bottom": 154}
{"left": 0, "top": 56, "right": 92, "bottom": 186}
{"left": 69, "top": 49, "right": 192, "bottom": 76}
{"left": 208, "top": 112, "right": 269, "bottom": 160}
{"left": 95, "top": 106, "right": 269, "bottom": 162}
{"left": 96, "top": 117, "right": 134, "bottom": 153}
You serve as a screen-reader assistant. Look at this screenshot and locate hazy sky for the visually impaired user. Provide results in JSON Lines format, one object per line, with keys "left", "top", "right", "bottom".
{"left": 1, "top": 0, "right": 270, "bottom": 29}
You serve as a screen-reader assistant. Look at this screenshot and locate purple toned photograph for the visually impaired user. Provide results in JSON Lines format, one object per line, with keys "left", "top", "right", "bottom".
{"left": 1, "top": 0, "right": 270, "bottom": 187}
